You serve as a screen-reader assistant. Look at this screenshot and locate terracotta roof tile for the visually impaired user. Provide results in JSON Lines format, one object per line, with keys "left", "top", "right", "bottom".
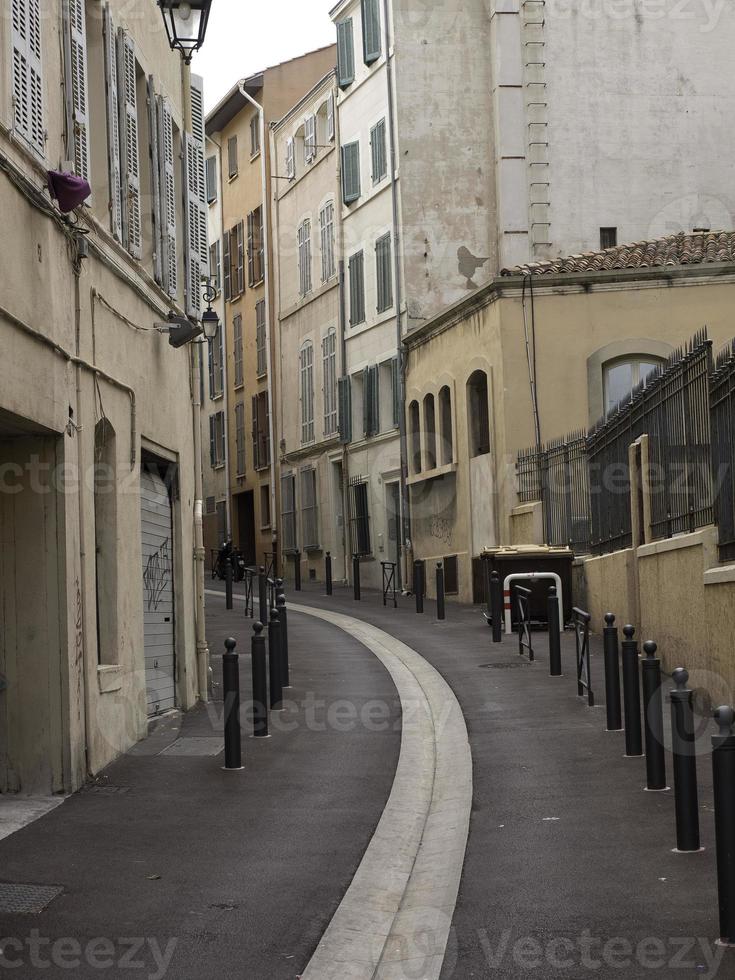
{"left": 500, "top": 231, "right": 735, "bottom": 277}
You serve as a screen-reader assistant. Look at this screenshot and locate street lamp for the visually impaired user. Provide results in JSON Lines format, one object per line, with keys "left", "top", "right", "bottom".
{"left": 157, "top": 0, "right": 213, "bottom": 63}
{"left": 201, "top": 281, "right": 219, "bottom": 342}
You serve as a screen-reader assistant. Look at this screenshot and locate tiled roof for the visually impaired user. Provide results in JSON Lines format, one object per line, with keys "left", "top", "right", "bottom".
{"left": 500, "top": 231, "right": 735, "bottom": 277}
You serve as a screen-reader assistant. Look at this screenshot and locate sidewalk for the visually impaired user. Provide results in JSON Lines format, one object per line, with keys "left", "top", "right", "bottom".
{"left": 247, "top": 579, "right": 730, "bottom": 980}
{"left": 0, "top": 595, "right": 400, "bottom": 979}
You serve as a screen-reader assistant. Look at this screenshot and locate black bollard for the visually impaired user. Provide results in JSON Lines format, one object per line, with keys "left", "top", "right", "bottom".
{"left": 294, "top": 553, "right": 302, "bottom": 592}
{"left": 222, "top": 638, "right": 243, "bottom": 770}
{"left": 548, "top": 586, "right": 562, "bottom": 676}
{"left": 275, "top": 577, "right": 284, "bottom": 609}
{"left": 490, "top": 571, "right": 503, "bottom": 644}
{"left": 258, "top": 565, "right": 268, "bottom": 625}
{"left": 277, "top": 593, "right": 290, "bottom": 688}
{"left": 641, "top": 641, "right": 667, "bottom": 791}
{"left": 353, "top": 555, "right": 361, "bottom": 600}
{"left": 251, "top": 622, "right": 268, "bottom": 738}
{"left": 712, "top": 706, "right": 735, "bottom": 944}
{"left": 602, "top": 613, "right": 622, "bottom": 732}
{"left": 325, "top": 551, "right": 333, "bottom": 595}
{"left": 621, "top": 625, "right": 643, "bottom": 757}
{"left": 670, "top": 667, "right": 701, "bottom": 852}
{"left": 415, "top": 561, "right": 424, "bottom": 614}
{"left": 436, "top": 562, "right": 446, "bottom": 621}
{"left": 225, "top": 558, "right": 233, "bottom": 610}
{"left": 268, "top": 607, "right": 283, "bottom": 710}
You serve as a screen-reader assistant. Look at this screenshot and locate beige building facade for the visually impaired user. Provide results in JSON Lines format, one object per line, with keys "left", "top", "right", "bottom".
{"left": 0, "top": 0, "right": 210, "bottom": 795}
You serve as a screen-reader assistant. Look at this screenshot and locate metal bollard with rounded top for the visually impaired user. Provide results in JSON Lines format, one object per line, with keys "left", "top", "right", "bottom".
{"left": 602, "top": 613, "right": 622, "bottom": 731}
{"left": 712, "top": 706, "right": 735, "bottom": 945}
{"left": 641, "top": 641, "right": 668, "bottom": 791}
{"left": 621, "top": 625, "right": 643, "bottom": 757}
{"left": 325, "top": 551, "right": 333, "bottom": 595}
{"left": 670, "top": 668, "right": 701, "bottom": 852}
{"left": 222, "top": 638, "right": 243, "bottom": 770}
{"left": 268, "top": 607, "right": 283, "bottom": 711}
{"left": 293, "top": 554, "right": 302, "bottom": 592}
{"left": 251, "top": 622, "right": 269, "bottom": 738}
{"left": 277, "top": 593, "right": 290, "bottom": 688}
{"left": 414, "top": 561, "right": 424, "bottom": 614}
{"left": 258, "top": 565, "right": 268, "bottom": 626}
{"left": 490, "top": 571, "right": 503, "bottom": 644}
{"left": 436, "top": 562, "right": 446, "bottom": 621}
{"left": 275, "top": 577, "right": 284, "bottom": 610}
{"left": 352, "top": 555, "right": 361, "bottom": 601}
{"left": 548, "top": 586, "right": 562, "bottom": 676}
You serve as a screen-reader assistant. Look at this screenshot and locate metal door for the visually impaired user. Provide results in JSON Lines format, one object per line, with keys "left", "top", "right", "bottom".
{"left": 140, "top": 469, "right": 175, "bottom": 716}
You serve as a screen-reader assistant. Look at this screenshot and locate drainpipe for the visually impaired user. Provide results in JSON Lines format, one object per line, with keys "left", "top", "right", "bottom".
{"left": 238, "top": 80, "right": 278, "bottom": 567}
{"left": 334, "top": 92, "right": 350, "bottom": 584}
{"left": 382, "top": 0, "right": 410, "bottom": 590}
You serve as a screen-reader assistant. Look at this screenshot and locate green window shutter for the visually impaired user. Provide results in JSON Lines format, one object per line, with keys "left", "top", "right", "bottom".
{"left": 361, "top": 0, "right": 381, "bottom": 65}
{"left": 341, "top": 142, "right": 360, "bottom": 205}
{"left": 349, "top": 251, "right": 365, "bottom": 326}
{"left": 209, "top": 415, "right": 216, "bottom": 467}
{"left": 338, "top": 376, "right": 352, "bottom": 443}
{"left": 337, "top": 19, "right": 355, "bottom": 87}
{"left": 369, "top": 364, "right": 380, "bottom": 435}
{"left": 223, "top": 230, "right": 231, "bottom": 300}
{"left": 371, "top": 118, "right": 386, "bottom": 183}
{"left": 376, "top": 233, "right": 393, "bottom": 312}
{"left": 391, "top": 355, "right": 400, "bottom": 428}
{"left": 362, "top": 367, "right": 370, "bottom": 437}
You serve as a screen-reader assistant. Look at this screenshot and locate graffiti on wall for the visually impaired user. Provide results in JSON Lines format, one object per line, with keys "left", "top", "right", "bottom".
{"left": 143, "top": 541, "right": 170, "bottom": 612}
{"left": 429, "top": 516, "right": 454, "bottom": 547}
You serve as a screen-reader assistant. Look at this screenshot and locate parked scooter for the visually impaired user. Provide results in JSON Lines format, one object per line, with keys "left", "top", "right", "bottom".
{"left": 212, "top": 541, "right": 247, "bottom": 582}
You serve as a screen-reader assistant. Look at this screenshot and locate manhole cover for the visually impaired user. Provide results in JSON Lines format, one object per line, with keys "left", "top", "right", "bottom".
{"left": 0, "top": 883, "right": 63, "bottom": 914}
{"left": 159, "top": 737, "right": 224, "bottom": 757}
{"left": 479, "top": 662, "right": 533, "bottom": 669}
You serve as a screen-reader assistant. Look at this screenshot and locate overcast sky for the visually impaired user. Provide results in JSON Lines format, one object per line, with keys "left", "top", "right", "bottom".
{"left": 192, "top": 0, "right": 337, "bottom": 111}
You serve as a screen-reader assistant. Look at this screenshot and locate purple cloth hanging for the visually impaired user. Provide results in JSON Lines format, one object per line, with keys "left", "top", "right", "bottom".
{"left": 47, "top": 170, "right": 91, "bottom": 213}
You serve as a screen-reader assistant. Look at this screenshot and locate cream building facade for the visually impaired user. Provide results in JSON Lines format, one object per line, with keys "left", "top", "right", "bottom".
{"left": 0, "top": 0, "right": 210, "bottom": 795}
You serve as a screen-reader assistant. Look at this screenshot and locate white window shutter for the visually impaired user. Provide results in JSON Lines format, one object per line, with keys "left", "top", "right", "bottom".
{"left": 11, "top": 0, "right": 44, "bottom": 155}
{"left": 286, "top": 138, "right": 295, "bottom": 179}
{"left": 66, "top": 0, "right": 90, "bottom": 184}
{"left": 117, "top": 29, "right": 141, "bottom": 258}
{"left": 147, "top": 77, "right": 162, "bottom": 286}
{"left": 103, "top": 4, "right": 122, "bottom": 241}
{"left": 184, "top": 73, "right": 208, "bottom": 318}
{"left": 327, "top": 94, "right": 335, "bottom": 143}
{"left": 157, "top": 95, "right": 177, "bottom": 298}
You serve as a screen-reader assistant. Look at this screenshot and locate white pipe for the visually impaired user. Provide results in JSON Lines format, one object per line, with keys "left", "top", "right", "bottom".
{"left": 238, "top": 81, "right": 278, "bottom": 563}
{"left": 502, "top": 571, "right": 563, "bottom": 636}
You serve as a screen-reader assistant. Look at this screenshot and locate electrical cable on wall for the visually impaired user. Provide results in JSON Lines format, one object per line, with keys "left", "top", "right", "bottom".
{"left": 521, "top": 274, "right": 542, "bottom": 452}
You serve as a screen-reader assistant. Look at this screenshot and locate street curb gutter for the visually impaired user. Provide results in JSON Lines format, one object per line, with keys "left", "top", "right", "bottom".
{"left": 290, "top": 603, "right": 472, "bottom": 980}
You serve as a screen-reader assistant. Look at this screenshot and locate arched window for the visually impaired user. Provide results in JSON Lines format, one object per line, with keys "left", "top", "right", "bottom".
{"left": 603, "top": 356, "right": 665, "bottom": 416}
{"left": 423, "top": 394, "right": 436, "bottom": 470}
{"left": 467, "top": 370, "right": 490, "bottom": 458}
{"left": 94, "top": 420, "right": 118, "bottom": 665}
{"left": 438, "top": 385, "right": 453, "bottom": 465}
{"left": 409, "top": 400, "right": 421, "bottom": 474}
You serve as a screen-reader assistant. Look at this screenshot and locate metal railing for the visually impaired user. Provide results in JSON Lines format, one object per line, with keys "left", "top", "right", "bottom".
{"left": 573, "top": 607, "right": 593, "bottom": 706}
{"left": 515, "top": 585, "right": 534, "bottom": 662}
{"left": 381, "top": 561, "right": 397, "bottom": 608}
{"left": 243, "top": 567, "right": 255, "bottom": 618}
{"left": 710, "top": 341, "right": 735, "bottom": 561}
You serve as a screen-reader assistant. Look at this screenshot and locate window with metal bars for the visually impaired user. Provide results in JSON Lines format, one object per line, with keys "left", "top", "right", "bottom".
{"left": 348, "top": 477, "right": 371, "bottom": 556}
{"left": 300, "top": 342, "right": 315, "bottom": 444}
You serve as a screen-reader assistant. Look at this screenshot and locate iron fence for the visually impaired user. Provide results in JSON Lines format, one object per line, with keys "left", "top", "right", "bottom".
{"left": 710, "top": 341, "right": 735, "bottom": 561}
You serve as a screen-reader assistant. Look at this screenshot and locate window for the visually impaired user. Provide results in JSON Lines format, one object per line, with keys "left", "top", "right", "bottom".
{"left": 370, "top": 118, "right": 387, "bottom": 184}
{"left": 336, "top": 18, "right": 355, "bottom": 88}
{"left": 252, "top": 391, "right": 270, "bottom": 469}
{"left": 327, "top": 93, "right": 335, "bottom": 143}
{"left": 209, "top": 240, "right": 221, "bottom": 292}
{"left": 467, "top": 370, "right": 490, "bottom": 457}
{"left": 247, "top": 207, "right": 264, "bottom": 285}
{"left": 300, "top": 342, "right": 315, "bottom": 443}
{"left": 362, "top": 365, "right": 379, "bottom": 438}
{"left": 409, "top": 401, "right": 421, "bottom": 473}
{"left": 206, "top": 155, "right": 217, "bottom": 203}
{"left": 323, "top": 329, "right": 338, "bottom": 436}
{"left": 391, "top": 356, "right": 401, "bottom": 428}
{"left": 65, "top": 0, "right": 90, "bottom": 181}
{"left": 227, "top": 135, "right": 238, "bottom": 178}
{"left": 286, "top": 137, "right": 295, "bottom": 179}
{"left": 301, "top": 467, "right": 319, "bottom": 550}
{"left": 304, "top": 114, "right": 316, "bottom": 163}
{"left": 320, "top": 201, "right": 335, "bottom": 282}
{"left": 233, "top": 314, "right": 243, "bottom": 388}
{"left": 118, "top": 31, "right": 142, "bottom": 258}
{"left": 103, "top": 5, "right": 122, "bottom": 240}
{"left": 338, "top": 376, "right": 352, "bottom": 444}
{"left": 361, "top": 0, "right": 381, "bottom": 64}
{"left": 208, "top": 324, "right": 224, "bottom": 399}
{"left": 235, "top": 402, "right": 246, "bottom": 475}
{"left": 348, "top": 251, "right": 365, "bottom": 326}
{"left": 94, "top": 420, "right": 117, "bottom": 665}
{"left": 423, "top": 394, "right": 437, "bottom": 469}
{"left": 375, "top": 233, "right": 393, "bottom": 312}
{"left": 12, "top": 0, "right": 44, "bottom": 155}
{"left": 439, "top": 385, "right": 453, "bottom": 464}
{"left": 298, "top": 219, "right": 312, "bottom": 296}
{"left": 604, "top": 357, "right": 663, "bottom": 416}
{"left": 444, "top": 556, "right": 459, "bottom": 596}
{"left": 600, "top": 227, "right": 617, "bottom": 249}
{"left": 183, "top": 72, "right": 208, "bottom": 321}
{"left": 250, "top": 114, "right": 260, "bottom": 156}
{"left": 256, "top": 300, "right": 267, "bottom": 376}
{"left": 260, "top": 484, "right": 271, "bottom": 528}
{"left": 281, "top": 472, "right": 297, "bottom": 553}
{"left": 209, "top": 411, "right": 225, "bottom": 467}
{"left": 224, "top": 221, "right": 244, "bottom": 300}
{"left": 341, "top": 141, "right": 361, "bottom": 204}
{"left": 216, "top": 500, "right": 227, "bottom": 543}
{"left": 155, "top": 94, "right": 177, "bottom": 297}
{"left": 349, "top": 477, "right": 371, "bottom": 556}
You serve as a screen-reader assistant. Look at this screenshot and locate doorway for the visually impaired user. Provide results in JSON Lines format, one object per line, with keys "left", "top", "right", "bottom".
{"left": 236, "top": 490, "right": 256, "bottom": 564}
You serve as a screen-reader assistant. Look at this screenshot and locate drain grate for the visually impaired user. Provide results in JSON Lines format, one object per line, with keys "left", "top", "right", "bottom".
{"left": 0, "top": 883, "right": 64, "bottom": 914}
{"left": 479, "top": 661, "right": 533, "bottom": 669}
{"left": 83, "top": 784, "right": 130, "bottom": 795}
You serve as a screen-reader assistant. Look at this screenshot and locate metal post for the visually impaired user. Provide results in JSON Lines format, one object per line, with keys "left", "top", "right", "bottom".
{"left": 258, "top": 565, "right": 267, "bottom": 626}
{"left": 436, "top": 562, "right": 445, "bottom": 621}
{"left": 353, "top": 555, "right": 361, "bottom": 600}
{"left": 294, "top": 552, "right": 302, "bottom": 592}
{"left": 548, "top": 585, "right": 562, "bottom": 676}
{"left": 222, "top": 638, "right": 243, "bottom": 770}
{"left": 225, "top": 557, "right": 233, "bottom": 610}
{"left": 275, "top": 577, "right": 284, "bottom": 608}
{"left": 670, "top": 667, "right": 700, "bottom": 852}
{"left": 277, "top": 593, "right": 290, "bottom": 688}
{"left": 325, "top": 551, "right": 333, "bottom": 595}
{"left": 641, "top": 641, "right": 667, "bottom": 791}
{"left": 603, "top": 613, "right": 622, "bottom": 732}
{"left": 712, "top": 706, "right": 735, "bottom": 944}
{"left": 268, "top": 607, "right": 283, "bottom": 711}
{"left": 621, "top": 625, "right": 643, "bottom": 757}
{"left": 483, "top": 557, "right": 492, "bottom": 626}
{"left": 414, "top": 561, "right": 424, "bottom": 614}
{"left": 251, "top": 622, "right": 268, "bottom": 738}
{"left": 490, "top": 571, "right": 503, "bottom": 643}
